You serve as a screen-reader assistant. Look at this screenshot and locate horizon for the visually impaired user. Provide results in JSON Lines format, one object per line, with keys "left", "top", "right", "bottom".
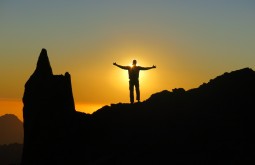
{"left": 1, "top": 1, "right": 255, "bottom": 120}
{"left": 0, "top": 66, "right": 253, "bottom": 122}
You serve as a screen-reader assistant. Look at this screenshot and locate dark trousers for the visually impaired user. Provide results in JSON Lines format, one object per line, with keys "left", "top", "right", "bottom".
{"left": 129, "top": 80, "right": 140, "bottom": 103}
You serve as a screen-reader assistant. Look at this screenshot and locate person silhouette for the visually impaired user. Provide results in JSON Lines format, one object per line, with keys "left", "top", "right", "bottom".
{"left": 113, "top": 60, "right": 156, "bottom": 104}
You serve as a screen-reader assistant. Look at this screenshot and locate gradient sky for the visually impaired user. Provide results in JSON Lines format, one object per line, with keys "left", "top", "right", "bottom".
{"left": 1, "top": 1, "right": 255, "bottom": 120}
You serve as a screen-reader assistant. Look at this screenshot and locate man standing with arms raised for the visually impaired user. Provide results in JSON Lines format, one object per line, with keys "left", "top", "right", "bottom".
{"left": 113, "top": 60, "right": 156, "bottom": 104}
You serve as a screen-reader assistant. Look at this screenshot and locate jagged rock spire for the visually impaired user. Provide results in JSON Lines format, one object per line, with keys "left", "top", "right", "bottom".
{"left": 34, "top": 48, "right": 53, "bottom": 76}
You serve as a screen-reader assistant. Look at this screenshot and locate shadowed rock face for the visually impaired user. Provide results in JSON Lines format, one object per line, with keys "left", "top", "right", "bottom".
{"left": 21, "top": 49, "right": 76, "bottom": 165}
{"left": 21, "top": 49, "right": 255, "bottom": 165}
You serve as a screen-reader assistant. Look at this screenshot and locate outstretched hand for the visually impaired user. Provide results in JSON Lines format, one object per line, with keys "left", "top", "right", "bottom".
{"left": 113, "top": 62, "right": 117, "bottom": 65}
{"left": 152, "top": 65, "right": 156, "bottom": 68}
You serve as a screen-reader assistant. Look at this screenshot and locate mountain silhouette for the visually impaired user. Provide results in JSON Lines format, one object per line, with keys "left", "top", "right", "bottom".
{"left": 0, "top": 114, "right": 23, "bottom": 165}
{"left": 21, "top": 49, "right": 255, "bottom": 165}
{"left": 0, "top": 114, "right": 23, "bottom": 145}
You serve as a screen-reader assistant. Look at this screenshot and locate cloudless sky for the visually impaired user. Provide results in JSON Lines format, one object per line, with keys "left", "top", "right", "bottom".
{"left": 1, "top": 0, "right": 255, "bottom": 120}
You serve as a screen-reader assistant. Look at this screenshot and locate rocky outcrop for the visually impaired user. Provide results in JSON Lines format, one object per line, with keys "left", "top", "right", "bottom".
{"left": 21, "top": 49, "right": 76, "bottom": 165}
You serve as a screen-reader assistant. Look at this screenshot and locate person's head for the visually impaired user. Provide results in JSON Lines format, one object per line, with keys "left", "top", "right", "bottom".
{"left": 132, "top": 60, "right": 137, "bottom": 66}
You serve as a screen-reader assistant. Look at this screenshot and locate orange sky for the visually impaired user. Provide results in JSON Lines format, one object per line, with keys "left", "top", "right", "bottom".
{"left": 0, "top": 99, "right": 23, "bottom": 121}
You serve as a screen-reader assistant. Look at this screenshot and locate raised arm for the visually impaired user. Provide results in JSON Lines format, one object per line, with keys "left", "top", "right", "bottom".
{"left": 139, "top": 65, "right": 156, "bottom": 70}
{"left": 113, "top": 62, "right": 129, "bottom": 70}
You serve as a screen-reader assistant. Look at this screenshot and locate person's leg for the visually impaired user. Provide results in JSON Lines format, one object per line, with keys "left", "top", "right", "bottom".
{"left": 135, "top": 80, "right": 140, "bottom": 102}
{"left": 129, "top": 81, "right": 134, "bottom": 104}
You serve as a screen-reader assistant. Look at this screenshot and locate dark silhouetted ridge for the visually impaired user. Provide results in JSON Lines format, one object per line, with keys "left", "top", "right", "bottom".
{"left": 21, "top": 50, "right": 255, "bottom": 165}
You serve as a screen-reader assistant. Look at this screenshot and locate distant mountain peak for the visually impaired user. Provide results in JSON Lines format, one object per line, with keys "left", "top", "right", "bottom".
{"left": 0, "top": 114, "right": 22, "bottom": 124}
{"left": 0, "top": 114, "right": 23, "bottom": 145}
{"left": 0, "top": 114, "right": 19, "bottom": 120}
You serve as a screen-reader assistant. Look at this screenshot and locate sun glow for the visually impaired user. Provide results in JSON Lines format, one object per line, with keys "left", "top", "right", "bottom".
{"left": 75, "top": 102, "right": 105, "bottom": 114}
